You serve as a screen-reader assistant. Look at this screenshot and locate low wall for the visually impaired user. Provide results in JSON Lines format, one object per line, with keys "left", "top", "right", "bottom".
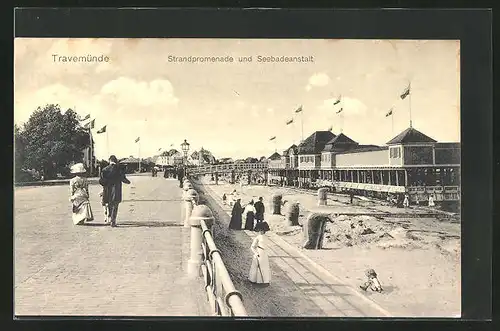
{"left": 15, "top": 178, "right": 100, "bottom": 187}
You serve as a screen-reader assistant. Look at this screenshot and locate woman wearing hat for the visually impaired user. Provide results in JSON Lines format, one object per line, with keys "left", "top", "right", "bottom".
{"left": 69, "top": 163, "right": 94, "bottom": 225}
{"left": 243, "top": 199, "right": 256, "bottom": 231}
{"left": 248, "top": 221, "right": 271, "bottom": 284}
{"left": 228, "top": 198, "right": 243, "bottom": 230}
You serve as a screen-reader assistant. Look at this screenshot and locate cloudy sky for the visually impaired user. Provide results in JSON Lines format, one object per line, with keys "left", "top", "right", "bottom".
{"left": 14, "top": 38, "right": 460, "bottom": 160}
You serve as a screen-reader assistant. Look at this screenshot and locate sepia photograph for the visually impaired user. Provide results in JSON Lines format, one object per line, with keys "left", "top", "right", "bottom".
{"left": 14, "top": 38, "right": 461, "bottom": 318}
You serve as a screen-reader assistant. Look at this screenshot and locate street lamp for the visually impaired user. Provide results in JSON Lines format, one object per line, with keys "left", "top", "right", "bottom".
{"left": 181, "top": 139, "right": 190, "bottom": 165}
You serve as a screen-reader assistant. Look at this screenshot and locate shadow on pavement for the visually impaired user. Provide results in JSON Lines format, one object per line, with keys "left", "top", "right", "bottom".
{"left": 113, "top": 221, "right": 183, "bottom": 228}
{"left": 82, "top": 223, "right": 110, "bottom": 227}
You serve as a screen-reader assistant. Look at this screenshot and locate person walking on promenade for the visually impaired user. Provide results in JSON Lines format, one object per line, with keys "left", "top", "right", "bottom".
{"left": 178, "top": 167, "right": 184, "bottom": 188}
{"left": 69, "top": 163, "right": 94, "bottom": 226}
{"left": 248, "top": 221, "right": 271, "bottom": 285}
{"left": 254, "top": 197, "right": 265, "bottom": 225}
{"left": 243, "top": 199, "right": 257, "bottom": 231}
{"left": 428, "top": 193, "right": 435, "bottom": 207}
{"left": 100, "top": 155, "right": 131, "bottom": 227}
{"left": 229, "top": 198, "right": 243, "bottom": 230}
{"left": 99, "top": 188, "right": 108, "bottom": 223}
{"left": 222, "top": 193, "right": 227, "bottom": 205}
{"left": 403, "top": 194, "right": 410, "bottom": 208}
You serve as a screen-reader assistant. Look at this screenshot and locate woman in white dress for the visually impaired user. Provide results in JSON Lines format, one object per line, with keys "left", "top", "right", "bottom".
{"left": 428, "top": 193, "right": 435, "bottom": 207}
{"left": 69, "top": 163, "right": 94, "bottom": 225}
{"left": 248, "top": 222, "right": 271, "bottom": 284}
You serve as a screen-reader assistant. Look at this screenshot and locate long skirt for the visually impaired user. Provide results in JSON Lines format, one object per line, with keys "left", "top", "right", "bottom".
{"left": 244, "top": 212, "right": 255, "bottom": 230}
{"left": 72, "top": 200, "right": 94, "bottom": 225}
{"left": 229, "top": 213, "right": 243, "bottom": 230}
{"left": 248, "top": 247, "right": 270, "bottom": 284}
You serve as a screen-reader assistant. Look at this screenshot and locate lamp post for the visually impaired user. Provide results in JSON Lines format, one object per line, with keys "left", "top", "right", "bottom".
{"left": 181, "top": 139, "right": 190, "bottom": 176}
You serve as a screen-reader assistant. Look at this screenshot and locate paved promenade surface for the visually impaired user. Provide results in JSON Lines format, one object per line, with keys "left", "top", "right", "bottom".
{"left": 195, "top": 182, "right": 390, "bottom": 317}
{"left": 14, "top": 175, "right": 209, "bottom": 316}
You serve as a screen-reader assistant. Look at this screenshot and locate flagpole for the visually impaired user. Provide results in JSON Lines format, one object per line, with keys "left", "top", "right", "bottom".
{"left": 408, "top": 82, "right": 413, "bottom": 128}
{"left": 392, "top": 112, "right": 394, "bottom": 135}
{"left": 106, "top": 129, "right": 109, "bottom": 158}
{"left": 138, "top": 140, "right": 141, "bottom": 173}
{"left": 89, "top": 127, "right": 94, "bottom": 176}
{"left": 300, "top": 111, "right": 304, "bottom": 142}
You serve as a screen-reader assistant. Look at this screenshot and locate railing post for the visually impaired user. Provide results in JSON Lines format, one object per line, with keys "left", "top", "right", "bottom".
{"left": 188, "top": 204, "right": 214, "bottom": 278}
{"left": 184, "top": 188, "right": 199, "bottom": 227}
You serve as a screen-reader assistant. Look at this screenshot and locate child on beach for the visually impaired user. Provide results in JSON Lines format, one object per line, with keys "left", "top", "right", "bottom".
{"left": 99, "top": 188, "right": 109, "bottom": 223}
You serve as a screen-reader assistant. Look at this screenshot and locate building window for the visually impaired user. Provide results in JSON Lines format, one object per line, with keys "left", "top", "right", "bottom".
{"left": 404, "top": 146, "right": 433, "bottom": 165}
{"left": 390, "top": 147, "right": 401, "bottom": 158}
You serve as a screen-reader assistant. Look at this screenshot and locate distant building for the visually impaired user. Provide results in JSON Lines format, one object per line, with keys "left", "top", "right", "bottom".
{"left": 119, "top": 156, "right": 149, "bottom": 173}
{"left": 155, "top": 149, "right": 184, "bottom": 167}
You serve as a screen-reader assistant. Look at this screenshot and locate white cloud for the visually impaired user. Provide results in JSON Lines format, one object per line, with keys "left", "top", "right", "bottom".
{"left": 100, "top": 77, "right": 179, "bottom": 107}
{"left": 14, "top": 83, "right": 99, "bottom": 124}
{"left": 306, "top": 73, "right": 330, "bottom": 89}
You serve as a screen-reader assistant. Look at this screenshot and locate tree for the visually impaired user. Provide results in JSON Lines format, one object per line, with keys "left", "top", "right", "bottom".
{"left": 14, "top": 124, "right": 26, "bottom": 180}
{"left": 20, "top": 104, "right": 90, "bottom": 179}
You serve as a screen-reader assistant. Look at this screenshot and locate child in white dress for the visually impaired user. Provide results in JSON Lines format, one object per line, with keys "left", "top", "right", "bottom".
{"left": 249, "top": 222, "right": 271, "bottom": 284}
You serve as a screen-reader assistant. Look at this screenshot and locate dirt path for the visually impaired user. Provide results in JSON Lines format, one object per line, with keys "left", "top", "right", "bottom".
{"left": 197, "top": 185, "right": 327, "bottom": 317}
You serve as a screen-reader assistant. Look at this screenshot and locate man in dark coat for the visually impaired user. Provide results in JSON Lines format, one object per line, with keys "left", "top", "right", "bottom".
{"left": 254, "top": 197, "right": 265, "bottom": 225}
{"left": 99, "top": 155, "right": 131, "bottom": 227}
{"left": 177, "top": 167, "right": 184, "bottom": 187}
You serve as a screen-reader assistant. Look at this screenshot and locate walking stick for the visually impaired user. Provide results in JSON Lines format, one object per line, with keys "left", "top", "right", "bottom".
{"left": 256, "top": 246, "right": 265, "bottom": 282}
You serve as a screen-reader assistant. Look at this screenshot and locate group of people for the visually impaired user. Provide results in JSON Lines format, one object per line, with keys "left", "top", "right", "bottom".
{"left": 69, "top": 155, "right": 131, "bottom": 227}
{"left": 224, "top": 193, "right": 270, "bottom": 284}
{"left": 227, "top": 196, "right": 265, "bottom": 231}
{"left": 386, "top": 193, "right": 435, "bottom": 208}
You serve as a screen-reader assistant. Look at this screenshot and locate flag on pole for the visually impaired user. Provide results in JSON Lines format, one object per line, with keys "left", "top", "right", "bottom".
{"left": 96, "top": 125, "right": 107, "bottom": 134}
{"left": 286, "top": 119, "right": 294, "bottom": 125}
{"left": 327, "top": 125, "right": 333, "bottom": 132}
{"left": 336, "top": 108, "right": 343, "bottom": 114}
{"left": 269, "top": 136, "right": 276, "bottom": 141}
{"left": 80, "top": 114, "right": 90, "bottom": 121}
{"left": 400, "top": 84, "right": 411, "bottom": 100}
{"left": 385, "top": 108, "right": 393, "bottom": 117}
{"left": 333, "top": 95, "right": 341, "bottom": 105}
{"left": 84, "top": 119, "right": 95, "bottom": 129}
{"left": 135, "top": 137, "right": 140, "bottom": 143}
{"left": 295, "top": 105, "right": 303, "bottom": 113}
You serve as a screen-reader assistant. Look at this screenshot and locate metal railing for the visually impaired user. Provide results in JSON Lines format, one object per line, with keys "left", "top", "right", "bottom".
{"left": 183, "top": 178, "right": 247, "bottom": 316}
{"left": 200, "top": 219, "right": 247, "bottom": 316}
{"left": 189, "top": 162, "right": 268, "bottom": 175}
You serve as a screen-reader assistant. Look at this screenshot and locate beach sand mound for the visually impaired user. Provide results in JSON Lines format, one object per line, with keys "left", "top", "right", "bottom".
{"left": 322, "top": 215, "right": 426, "bottom": 249}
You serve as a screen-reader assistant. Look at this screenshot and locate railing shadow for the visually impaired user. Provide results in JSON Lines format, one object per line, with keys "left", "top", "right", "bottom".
{"left": 112, "top": 221, "right": 183, "bottom": 228}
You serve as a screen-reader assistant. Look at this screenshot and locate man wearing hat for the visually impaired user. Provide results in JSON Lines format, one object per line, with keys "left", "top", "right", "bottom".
{"left": 99, "top": 155, "right": 131, "bottom": 227}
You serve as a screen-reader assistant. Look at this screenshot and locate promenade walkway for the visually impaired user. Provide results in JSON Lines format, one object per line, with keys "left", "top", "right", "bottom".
{"left": 14, "top": 175, "right": 208, "bottom": 316}
{"left": 196, "top": 182, "right": 391, "bottom": 317}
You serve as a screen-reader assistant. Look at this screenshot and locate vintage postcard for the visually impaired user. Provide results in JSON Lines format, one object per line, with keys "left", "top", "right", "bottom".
{"left": 14, "top": 38, "right": 461, "bottom": 317}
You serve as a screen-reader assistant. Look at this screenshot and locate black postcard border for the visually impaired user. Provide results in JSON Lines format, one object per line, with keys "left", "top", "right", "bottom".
{"left": 8, "top": 6, "right": 493, "bottom": 331}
